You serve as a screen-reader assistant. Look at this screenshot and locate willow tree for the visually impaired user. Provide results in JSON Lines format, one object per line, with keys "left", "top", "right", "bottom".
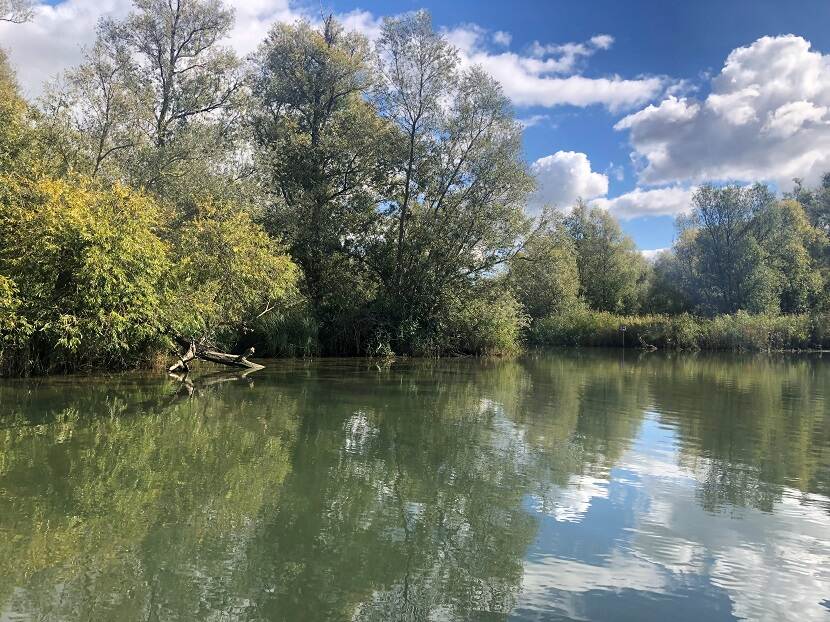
{"left": 665, "top": 186, "right": 826, "bottom": 315}
{"left": 564, "top": 200, "right": 648, "bottom": 314}
{"left": 251, "top": 16, "right": 393, "bottom": 351}
{"left": 508, "top": 213, "right": 581, "bottom": 320}
{"left": 0, "top": 0, "right": 32, "bottom": 23}
{"left": 370, "top": 11, "right": 534, "bottom": 352}
{"left": 40, "top": 0, "right": 245, "bottom": 205}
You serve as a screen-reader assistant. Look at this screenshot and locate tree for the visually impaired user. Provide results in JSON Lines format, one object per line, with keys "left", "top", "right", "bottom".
{"left": 41, "top": 0, "right": 244, "bottom": 201}
{"left": 751, "top": 199, "right": 825, "bottom": 313}
{"left": 564, "top": 200, "right": 648, "bottom": 313}
{"left": 38, "top": 34, "right": 139, "bottom": 178}
{"left": 166, "top": 200, "right": 301, "bottom": 346}
{"left": 660, "top": 185, "right": 826, "bottom": 315}
{"left": 0, "top": 0, "right": 33, "bottom": 23}
{"left": 370, "top": 11, "right": 534, "bottom": 351}
{"left": 508, "top": 214, "right": 581, "bottom": 320}
{"left": 645, "top": 248, "right": 692, "bottom": 314}
{"left": 251, "top": 16, "right": 392, "bottom": 350}
{"left": 789, "top": 174, "right": 830, "bottom": 235}
{"left": 0, "top": 49, "right": 30, "bottom": 172}
{"left": 677, "top": 184, "right": 776, "bottom": 314}
{"left": 0, "top": 174, "right": 171, "bottom": 374}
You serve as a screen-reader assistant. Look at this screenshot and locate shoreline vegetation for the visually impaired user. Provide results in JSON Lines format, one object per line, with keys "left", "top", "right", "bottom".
{"left": 4, "top": 1, "right": 830, "bottom": 376}
{"left": 529, "top": 310, "right": 830, "bottom": 352}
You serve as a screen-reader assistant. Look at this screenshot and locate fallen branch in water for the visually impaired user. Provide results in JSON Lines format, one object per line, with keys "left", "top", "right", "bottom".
{"left": 168, "top": 339, "right": 264, "bottom": 373}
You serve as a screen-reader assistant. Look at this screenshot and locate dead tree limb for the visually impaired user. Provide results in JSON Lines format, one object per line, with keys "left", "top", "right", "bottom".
{"left": 169, "top": 340, "right": 263, "bottom": 373}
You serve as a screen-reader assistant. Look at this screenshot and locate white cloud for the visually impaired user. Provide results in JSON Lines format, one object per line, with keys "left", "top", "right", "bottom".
{"left": 640, "top": 248, "right": 668, "bottom": 261}
{"left": 616, "top": 35, "right": 830, "bottom": 188}
{"left": 518, "top": 113, "right": 551, "bottom": 129}
{"left": 492, "top": 30, "right": 511, "bottom": 47}
{"left": 449, "top": 28, "right": 664, "bottom": 111}
{"left": 528, "top": 152, "right": 693, "bottom": 222}
{"left": 0, "top": 0, "right": 131, "bottom": 98}
{"left": 590, "top": 185, "right": 694, "bottom": 219}
{"left": 528, "top": 150, "right": 608, "bottom": 212}
{"left": 2, "top": 3, "right": 665, "bottom": 112}
{"left": 0, "top": 0, "right": 382, "bottom": 97}
{"left": 528, "top": 33, "right": 614, "bottom": 73}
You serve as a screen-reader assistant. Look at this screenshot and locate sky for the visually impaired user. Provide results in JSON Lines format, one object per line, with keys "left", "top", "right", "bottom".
{"left": 3, "top": 0, "right": 830, "bottom": 252}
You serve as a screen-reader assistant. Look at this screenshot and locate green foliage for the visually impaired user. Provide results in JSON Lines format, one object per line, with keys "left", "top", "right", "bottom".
{"left": 251, "top": 17, "right": 390, "bottom": 349}
{"left": 11, "top": 3, "right": 830, "bottom": 373}
{"left": 0, "top": 175, "right": 171, "bottom": 373}
{"left": 232, "top": 300, "right": 319, "bottom": 358}
{"left": 508, "top": 215, "right": 581, "bottom": 320}
{"left": 0, "top": 49, "right": 33, "bottom": 173}
{"left": 656, "top": 185, "right": 828, "bottom": 316}
{"left": 38, "top": 0, "right": 246, "bottom": 205}
{"left": 423, "top": 286, "right": 528, "bottom": 357}
{"left": 564, "top": 200, "right": 649, "bottom": 313}
{"left": 166, "top": 200, "right": 300, "bottom": 344}
{"left": 252, "top": 12, "right": 534, "bottom": 357}
{"left": 530, "top": 308, "right": 828, "bottom": 351}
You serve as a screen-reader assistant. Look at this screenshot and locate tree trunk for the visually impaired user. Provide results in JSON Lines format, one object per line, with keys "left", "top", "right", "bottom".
{"left": 168, "top": 340, "right": 264, "bottom": 373}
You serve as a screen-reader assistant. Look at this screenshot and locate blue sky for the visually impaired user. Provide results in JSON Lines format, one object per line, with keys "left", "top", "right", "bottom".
{"left": 6, "top": 0, "right": 830, "bottom": 251}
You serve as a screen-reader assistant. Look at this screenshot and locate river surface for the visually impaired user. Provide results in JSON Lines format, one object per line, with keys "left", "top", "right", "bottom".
{"left": 1, "top": 351, "right": 829, "bottom": 621}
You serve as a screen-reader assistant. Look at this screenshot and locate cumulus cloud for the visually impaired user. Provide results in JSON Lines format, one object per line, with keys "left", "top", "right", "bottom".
{"left": 449, "top": 28, "right": 664, "bottom": 111}
{"left": 528, "top": 151, "right": 608, "bottom": 212}
{"left": 616, "top": 35, "right": 830, "bottom": 187}
{"left": 528, "top": 151, "right": 694, "bottom": 221}
{"left": 2, "top": 2, "right": 666, "bottom": 112}
{"left": 590, "top": 185, "right": 694, "bottom": 219}
{"left": 492, "top": 30, "right": 511, "bottom": 47}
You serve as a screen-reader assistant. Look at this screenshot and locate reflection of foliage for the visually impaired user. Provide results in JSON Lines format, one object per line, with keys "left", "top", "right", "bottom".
{"left": 647, "top": 354, "right": 830, "bottom": 511}
{"left": 0, "top": 375, "right": 298, "bottom": 619}
{"left": 1, "top": 352, "right": 829, "bottom": 619}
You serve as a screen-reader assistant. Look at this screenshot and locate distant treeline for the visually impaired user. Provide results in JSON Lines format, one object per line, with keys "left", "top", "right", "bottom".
{"left": 2, "top": 1, "right": 830, "bottom": 375}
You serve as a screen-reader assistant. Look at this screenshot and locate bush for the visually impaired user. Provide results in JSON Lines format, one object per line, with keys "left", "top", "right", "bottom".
{"left": 528, "top": 308, "right": 827, "bottom": 352}
{"left": 232, "top": 301, "right": 319, "bottom": 358}
{"left": 377, "top": 286, "right": 528, "bottom": 358}
{"left": 446, "top": 289, "right": 528, "bottom": 356}
{"left": 0, "top": 175, "right": 171, "bottom": 374}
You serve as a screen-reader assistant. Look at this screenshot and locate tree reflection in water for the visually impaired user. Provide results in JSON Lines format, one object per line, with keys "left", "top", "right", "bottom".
{"left": 0, "top": 352, "right": 828, "bottom": 621}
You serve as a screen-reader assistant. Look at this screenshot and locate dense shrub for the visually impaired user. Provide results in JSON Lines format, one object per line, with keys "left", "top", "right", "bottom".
{"left": 232, "top": 301, "right": 320, "bottom": 358}
{"left": 0, "top": 175, "right": 171, "bottom": 374}
{"left": 443, "top": 289, "right": 528, "bottom": 357}
{"left": 528, "top": 308, "right": 829, "bottom": 352}
{"left": 0, "top": 176, "right": 303, "bottom": 375}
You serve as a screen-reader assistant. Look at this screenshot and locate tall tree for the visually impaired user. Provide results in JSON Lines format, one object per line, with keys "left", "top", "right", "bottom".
{"left": 678, "top": 184, "right": 775, "bottom": 314}
{"left": 564, "top": 201, "right": 648, "bottom": 313}
{"left": 658, "top": 185, "right": 826, "bottom": 315}
{"left": 251, "top": 16, "right": 391, "bottom": 338}
{"left": 41, "top": 0, "right": 244, "bottom": 201}
{"left": 0, "top": 0, "right": 32, "bottom": 23}
{"left": 371, "top": 11, "right": 534, "bottom": 348}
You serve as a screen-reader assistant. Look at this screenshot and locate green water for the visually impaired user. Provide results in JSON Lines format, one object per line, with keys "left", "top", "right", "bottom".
{"left": 0, "top": 351, "right": 829, "bottom": 621}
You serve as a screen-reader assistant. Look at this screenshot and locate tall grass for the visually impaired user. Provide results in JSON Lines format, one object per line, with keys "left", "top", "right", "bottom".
{"left": 528, "top": 309, "right": 830, "bottom": 351}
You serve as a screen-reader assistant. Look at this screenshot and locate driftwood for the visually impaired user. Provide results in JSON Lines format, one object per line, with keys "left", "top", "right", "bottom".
{"left": 638, "top": 335, "right": 658, "bottom": 351}
{"left": 169, "top": 339, "right": 264, "bottom": 373}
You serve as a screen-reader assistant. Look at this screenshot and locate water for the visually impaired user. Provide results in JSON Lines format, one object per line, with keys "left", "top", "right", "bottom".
{"left": 1, "top": 351, "right": 829, "bottom": 621}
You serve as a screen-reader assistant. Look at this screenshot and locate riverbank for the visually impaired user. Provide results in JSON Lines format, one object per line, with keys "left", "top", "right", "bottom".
{"left": 5, "top": 310, "right": 830, "bottom": 378}
{"left": 527, "top": 309, "right": 830, "bottom": 351}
